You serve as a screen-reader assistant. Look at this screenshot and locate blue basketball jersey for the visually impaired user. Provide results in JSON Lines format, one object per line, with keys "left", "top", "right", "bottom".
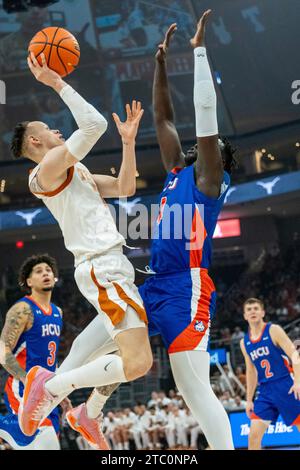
{"left": 244, "top": 323, "right": 292, "bottom": 385}
{"left": 150, "top": 165, "right": 230, "bottom": 274}
{"left": 4, "top": 296, "right": 62, "bottom": 414}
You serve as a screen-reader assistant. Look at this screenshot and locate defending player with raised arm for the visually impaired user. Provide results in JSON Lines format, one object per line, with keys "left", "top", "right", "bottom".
{"left": 0, "top": 255, "right": 64, "bottom": 450}
{"left": 153, "top": 11, "right": 236, "bottom": 187}
{"left": 137, "top": 11, "right": 235, "bottom": 450}
{"left": 240, "top": 298, "right": 300, "bottom": 450}
{"left": 11, "top": 52, "right": 153, "bottom": 446}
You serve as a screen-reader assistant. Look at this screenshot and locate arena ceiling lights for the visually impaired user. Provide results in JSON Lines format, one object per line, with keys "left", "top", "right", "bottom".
{"left": 3, "top": 0, "right": 59, "bottom": 13}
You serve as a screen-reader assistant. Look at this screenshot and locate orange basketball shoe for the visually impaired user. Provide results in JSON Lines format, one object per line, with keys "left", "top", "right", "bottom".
{"left": 66, "top": 404, "right": 110, "bottom": 450}
{"left": 18, "top": 366, "right": 55, "bottom": 436}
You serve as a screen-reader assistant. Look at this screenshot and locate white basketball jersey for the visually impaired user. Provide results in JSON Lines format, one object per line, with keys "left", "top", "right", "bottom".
{"left": 29, "top": 162, "right": 125, "bottom": 266}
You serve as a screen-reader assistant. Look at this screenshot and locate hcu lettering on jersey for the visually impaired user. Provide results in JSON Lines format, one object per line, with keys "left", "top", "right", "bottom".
{"left": 42, "top": 324, "right": 61, "bottom": 337}
{"left": 250, "top": 346, "right": 270, "bottom": 361}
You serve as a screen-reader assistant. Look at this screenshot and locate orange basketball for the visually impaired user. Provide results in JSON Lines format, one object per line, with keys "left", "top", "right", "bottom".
{"left": 28, "top": 27, "right": 80, "bottom": 77}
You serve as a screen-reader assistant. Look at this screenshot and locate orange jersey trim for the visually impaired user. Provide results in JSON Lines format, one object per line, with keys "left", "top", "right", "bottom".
{"left": 113, "top": 282, "right": 148, "bottom": 325}
{"left": 40, "top": 417, "right": 52, "bottom": 427}
{"left": 291, "top": 414, "right": 300, "bottom": 426}
{"left": 249, "top": 323, "right": 267, "bottom": 344}
{"left": 171, "top": 166, "right": 183, "bottom": 175}
{"left": 5, "top": 377, "right": 20, "bottom": 413}
{"left": 90, "top": 267, "right": 126, "bottom": 326}
{"left": 189, "top": 206, "right": 207, "bottom": 269}
{"left": 168, "top": 269, "right": 213, "bottom": 354}
{"left": 250, "top": 412, "right": 264, "bottom": 421}
{"left": 25, "top": 296, "right": 52, "bottom": 316}
{"left": 5, "top": 347, "right": 27, "bottom": 413}
{"left": 32, "top": 166, "right": 74, "bottom": 198}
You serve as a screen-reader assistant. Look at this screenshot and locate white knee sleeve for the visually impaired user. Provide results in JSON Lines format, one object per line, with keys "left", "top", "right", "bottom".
{"left": 57, "top": 315, "right": 117, "bottom": 374}
{"left": 38, "top": 316, "right": 118, "bottom": 424}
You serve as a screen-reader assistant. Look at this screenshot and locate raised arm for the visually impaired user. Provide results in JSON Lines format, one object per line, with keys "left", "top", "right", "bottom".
{"left": 153, "top": 24, "right": 185, "bottom": 173}
{"left": 93, "top": 101, "right": 144, "bottom": 198}
{"left": 27, "top": 53, "right": 107, "bottom": 192}
{"left": 0, "top": 302, "right": 33, "bottom": 383}
{"left": 240, "top": 339, "right": 258, "bottom": 418}
{"left": 191, "top": 10, "right": 224, "bottom": 197}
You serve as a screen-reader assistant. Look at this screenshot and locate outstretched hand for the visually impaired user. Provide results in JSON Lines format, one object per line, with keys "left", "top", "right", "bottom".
{"left": 289, "top": 382, "right": 300, "bottom": 401}
{"left": 27, "top": 52, "right": 63, "bottom": 90}
{"left": 190, "top": 9, "right": 212, "bottom": 49}
{"left": 155, "top": 23, "right": 177, "bottom": 63}
{"left": 112, "top": 101, "right": 144, "bottom": 143}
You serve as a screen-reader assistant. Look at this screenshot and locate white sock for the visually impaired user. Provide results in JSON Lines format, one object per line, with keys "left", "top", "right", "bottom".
{"left": 40, "top": 317, "right": 117, "bottom": 420}
{"left": 170, "top": 350, "right": 234, "bottom": 450}
{"left": 57, "top": 316, "right": 117, "bottom": 374}
{"left": 45, "top": 354, "right": 127, "bottom": 396}
{"left": 124, "top": 441, "right": 129, "bottom": 450}
{"left": 86, "top": 389, "right": 108, "bottom": 418}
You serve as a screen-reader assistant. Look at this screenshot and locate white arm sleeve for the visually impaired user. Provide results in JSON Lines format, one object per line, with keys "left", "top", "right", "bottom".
{"left": 193, "top": 47, "right": 218, "bottom": 138}
{"left": 59, "top": 84, "right": 108, "bottom": 161}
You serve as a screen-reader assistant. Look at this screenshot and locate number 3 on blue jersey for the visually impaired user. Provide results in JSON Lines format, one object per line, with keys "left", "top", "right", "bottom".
{"left": 47, "top": 341, "right": 57, "bottom": 367}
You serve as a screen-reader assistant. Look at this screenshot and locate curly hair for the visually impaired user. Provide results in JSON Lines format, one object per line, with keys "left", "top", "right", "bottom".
{"left": 10, "top": 121, "right": 30, "bottom": 159}
{"left": 219, "top": 136, "right": 238, "bottom": 175}
{"left": 184, "top": 136, "right": 238, "bottom": 174}
{"left": 18, "top": 254, "right": 58, "bottom": 292}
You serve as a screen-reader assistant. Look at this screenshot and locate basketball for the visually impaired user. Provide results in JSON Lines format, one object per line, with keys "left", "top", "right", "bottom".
{"left": 28, "top": 27, "right": 80, "bottom": 78}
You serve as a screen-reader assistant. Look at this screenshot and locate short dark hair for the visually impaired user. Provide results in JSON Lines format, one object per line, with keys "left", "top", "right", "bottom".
{"left": 18, "top": 254, "right": 58, "bottom": 292}
{"left": 243, "top": 297, "right": 264, "bottom": 310}
{"left": 10, "top": 121, "right": 30, "bottom": 159}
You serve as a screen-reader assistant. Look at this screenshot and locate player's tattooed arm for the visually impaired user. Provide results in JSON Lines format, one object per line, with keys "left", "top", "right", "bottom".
{"left": 0, "top": 302, "right": 33, "bottom": 382}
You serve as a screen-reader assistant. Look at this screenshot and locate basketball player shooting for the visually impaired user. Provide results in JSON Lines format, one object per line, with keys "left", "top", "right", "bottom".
{"left": 10, "top": 51, "right": 153, "bottom": 441}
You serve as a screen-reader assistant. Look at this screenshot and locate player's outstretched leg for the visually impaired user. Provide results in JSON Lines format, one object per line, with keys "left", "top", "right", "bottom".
{"left": 19, "top": 315, "right": 152, "bottom": 436}
{"left": 170, "top": 350, "right": 234, "bottom": 450}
